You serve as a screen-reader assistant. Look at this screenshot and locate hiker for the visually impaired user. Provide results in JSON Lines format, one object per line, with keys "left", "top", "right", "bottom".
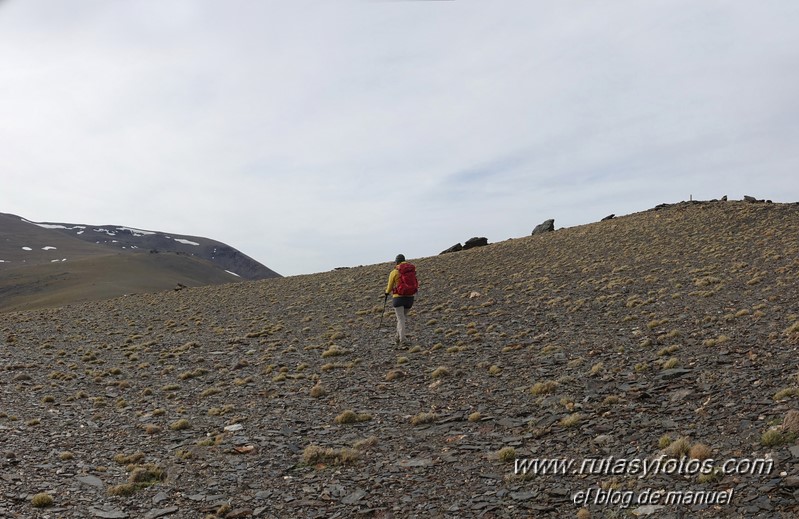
{"left": 384, "top": 254, "right": 418, "bottom": 346}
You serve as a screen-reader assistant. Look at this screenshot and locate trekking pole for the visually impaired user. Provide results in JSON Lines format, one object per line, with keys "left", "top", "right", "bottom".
{"left": 378, "top": 293, "right": 388, "bottom": 329}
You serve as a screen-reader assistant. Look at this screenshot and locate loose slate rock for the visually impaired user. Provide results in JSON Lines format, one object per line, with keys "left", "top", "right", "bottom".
{"left": 659, "top": 368, "right": 692, "bottom": 380}
{"left": 76, "top": 475, "right": 104, "bottom": 488}
{"left": 341, "top": 488, "right": 367, "bottom": 504}
{"left": 398, "top": 458, "right": 434, "bottom": 468}
{"left": 90, "top": 509, "right": 129, "bottom": 519}
{"left": 144, "top": 507, "right": 179, "bottom": 519}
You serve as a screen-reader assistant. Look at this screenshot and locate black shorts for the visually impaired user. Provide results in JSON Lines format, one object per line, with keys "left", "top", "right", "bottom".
{"left": 392, "top": 296, "right": 414, "bottom": 309}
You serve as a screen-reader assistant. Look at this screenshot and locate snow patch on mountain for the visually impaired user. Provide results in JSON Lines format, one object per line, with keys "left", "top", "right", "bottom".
{"left": 117, "top": 226, "right": 156, "bottom": 236}
{"left": 174, "top": 238, "right": 200, "bottom": 246}
{"left": 25, "top": 219, "right": 86, "bottom": 231}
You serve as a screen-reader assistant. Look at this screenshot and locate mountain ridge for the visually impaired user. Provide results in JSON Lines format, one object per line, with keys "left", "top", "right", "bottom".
{"left": 0, "top": 212, "right": 280, "bottom": 312}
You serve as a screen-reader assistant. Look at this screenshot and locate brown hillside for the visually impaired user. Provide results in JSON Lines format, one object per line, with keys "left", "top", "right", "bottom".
{"left": 0, "top": 252, "right": 245, "bottom": 313}
{"left": 1, "top": 201, "right": 798, "bottom": 518}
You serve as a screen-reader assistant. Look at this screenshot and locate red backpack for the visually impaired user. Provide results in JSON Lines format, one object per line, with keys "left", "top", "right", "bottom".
{"left": 394, "top": 262, "right": 418, "bottom": 296}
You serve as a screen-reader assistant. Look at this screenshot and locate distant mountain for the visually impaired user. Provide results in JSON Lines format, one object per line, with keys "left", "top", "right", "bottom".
{"left": 0, "top": 212, "right": 280, "bottom": 312}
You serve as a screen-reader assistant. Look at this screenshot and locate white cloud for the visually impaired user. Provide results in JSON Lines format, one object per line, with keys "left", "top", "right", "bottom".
{"left": 1, "top": 0, "right": 798, "bottom": 276}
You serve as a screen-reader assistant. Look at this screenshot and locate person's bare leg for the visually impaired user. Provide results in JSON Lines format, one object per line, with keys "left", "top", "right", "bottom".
{"left": 394, "top": 306, "right": 406, "bottom": 344}
{"left": 404, "top": 306, "right": 411, "bottom": 342}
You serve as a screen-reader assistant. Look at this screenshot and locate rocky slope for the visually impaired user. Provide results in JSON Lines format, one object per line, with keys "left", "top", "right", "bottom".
{"left": 1, "top": 201, "right": 798, "bottom": 518}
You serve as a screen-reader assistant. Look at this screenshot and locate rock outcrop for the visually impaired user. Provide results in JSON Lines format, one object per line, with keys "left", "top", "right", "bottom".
{"left": 463, "top": 237, "right": 488, "bottom": 250}
{"left": 531, "top": 219, "right": 555, "bottom": 235}
{"left": 439, "top": 243, "right": 463, "bottom": 255}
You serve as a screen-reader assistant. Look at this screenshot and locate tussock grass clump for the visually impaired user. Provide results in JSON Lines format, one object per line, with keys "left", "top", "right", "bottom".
{"left": 310, "top": 383, "right": 326, "bottom": 398}
{"left": 431, "top": 366, "right": 450, "bottom": 379}
{"left": 530, "top": 380, "right": 558, "bottom": 395}
{"left": 657, "top": 345, "right": 679, "bottom": 356}
{"left": 694, "top": 276, "right": 721, "bottom": 287}
{"left": 697, "top": 468, "right": 724, "bottom": 484}
{"left": 468, "top": 411, "right": 482, "bottom": 422}
{"left": 689, "top": 443, "right": 712, "bottom": 460}
{"left": 334, "top": 410, "right": 372, "bottom": 424}
{"left": 665, "top": 436, "right": 691, "bottom": 457}
{"left": 352, "top": 436, "right": 378, "bottom": 450}
{"left": 410, "top": 412, "right": 438, "bottom": 426}
{"left": 200, "top": 387, "right": 222, "bottom": 398}
{"left": 107, "top": 483, "right": 138, "bottom": 496}
{"left": 108, "top": 463, "right": 166, "bottom": 496}
{"left": 658, "top": 435, "right": 672, "bottom": 449}
{"left": 385, "top": 369, "right": 404, "bottom": 381}
{"left": 786, "top": 321, "right": 799, "bottom": 342}
{"left": 59, "top": 451, "right": 74, "bottom": 461}
{"left": 128, "top": 464, "right": 166, "bottom": 484}
{"left": 169, "top": 419, "right": 191, "bottom": 431}
{"left": 703, "top": 335, "right": 730, "bottom": 347}
{"left": 662, "top": 357, "right": 679, "bottom": 369}
{"left": 560, "top": 413, "right": 582, "bottom": 428}
{"left": 321, "top": 345, "right": 348, "bottom": 358}
{"left": 178, "top": 368, "right": 208, "bottom": 380}
{"left": 208, "top": 404, "right": 235, "bottom": 416}
{"left": 761, "top": 429, "right": 786, "bottom": 447}
{"left": 496, "top": 447, "right": 516, "bottom": 462}
{"left": 302, "top": 445, "right": 359, "bottom": 465}
{"left": 113, "top": 451, "right": 145, "bottom": 466}
{"left": 31, "top": 493, "right": 54, "bottom": 508}
{"left": 774, "top": 387, "right": 799, "bottom": 401}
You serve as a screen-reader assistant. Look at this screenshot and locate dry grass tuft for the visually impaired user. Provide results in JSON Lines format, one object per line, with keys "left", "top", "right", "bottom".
{"left": 302, "top": 445, "right": 359, "bottom": 465}
{"left": 169, "top": 418, "right": 191, "bottom": 431}
{"left": 530, "top": 380, "right": 558, "bottom": 395}
{"left": 334, "top": 410, "right": 372, "bottom": 424}
{"left": 431, "top": 366, "right": 450, "bottom": 379}
{"left": 310, "top": 383, "right": 326, "bottom": 398}
{"left": 665, "top": 436, "right": 691, "bottom": 457}
{"left": 31, "top": 493, "right": 54, "bottom": 508}
{"left": 560, "top": 413, "right": 582, "bottom": 428}
{"left": 496, "top": 447, "right": 516, "bottom": 462}
{"left": 689, "top": 443, "right": 712, "bottom": 460}
{"left": 410, "top": 412, "right": 438, "bottom": 426}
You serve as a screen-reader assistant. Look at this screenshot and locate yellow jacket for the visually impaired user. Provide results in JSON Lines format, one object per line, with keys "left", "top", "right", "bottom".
{"left": 385, "top": 262, "right": 413, "bottom": 297}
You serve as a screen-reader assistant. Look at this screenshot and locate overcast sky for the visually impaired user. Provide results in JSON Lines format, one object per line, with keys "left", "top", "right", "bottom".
{"left": 2, "top": 1, "right": 798, "bottom": 276}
